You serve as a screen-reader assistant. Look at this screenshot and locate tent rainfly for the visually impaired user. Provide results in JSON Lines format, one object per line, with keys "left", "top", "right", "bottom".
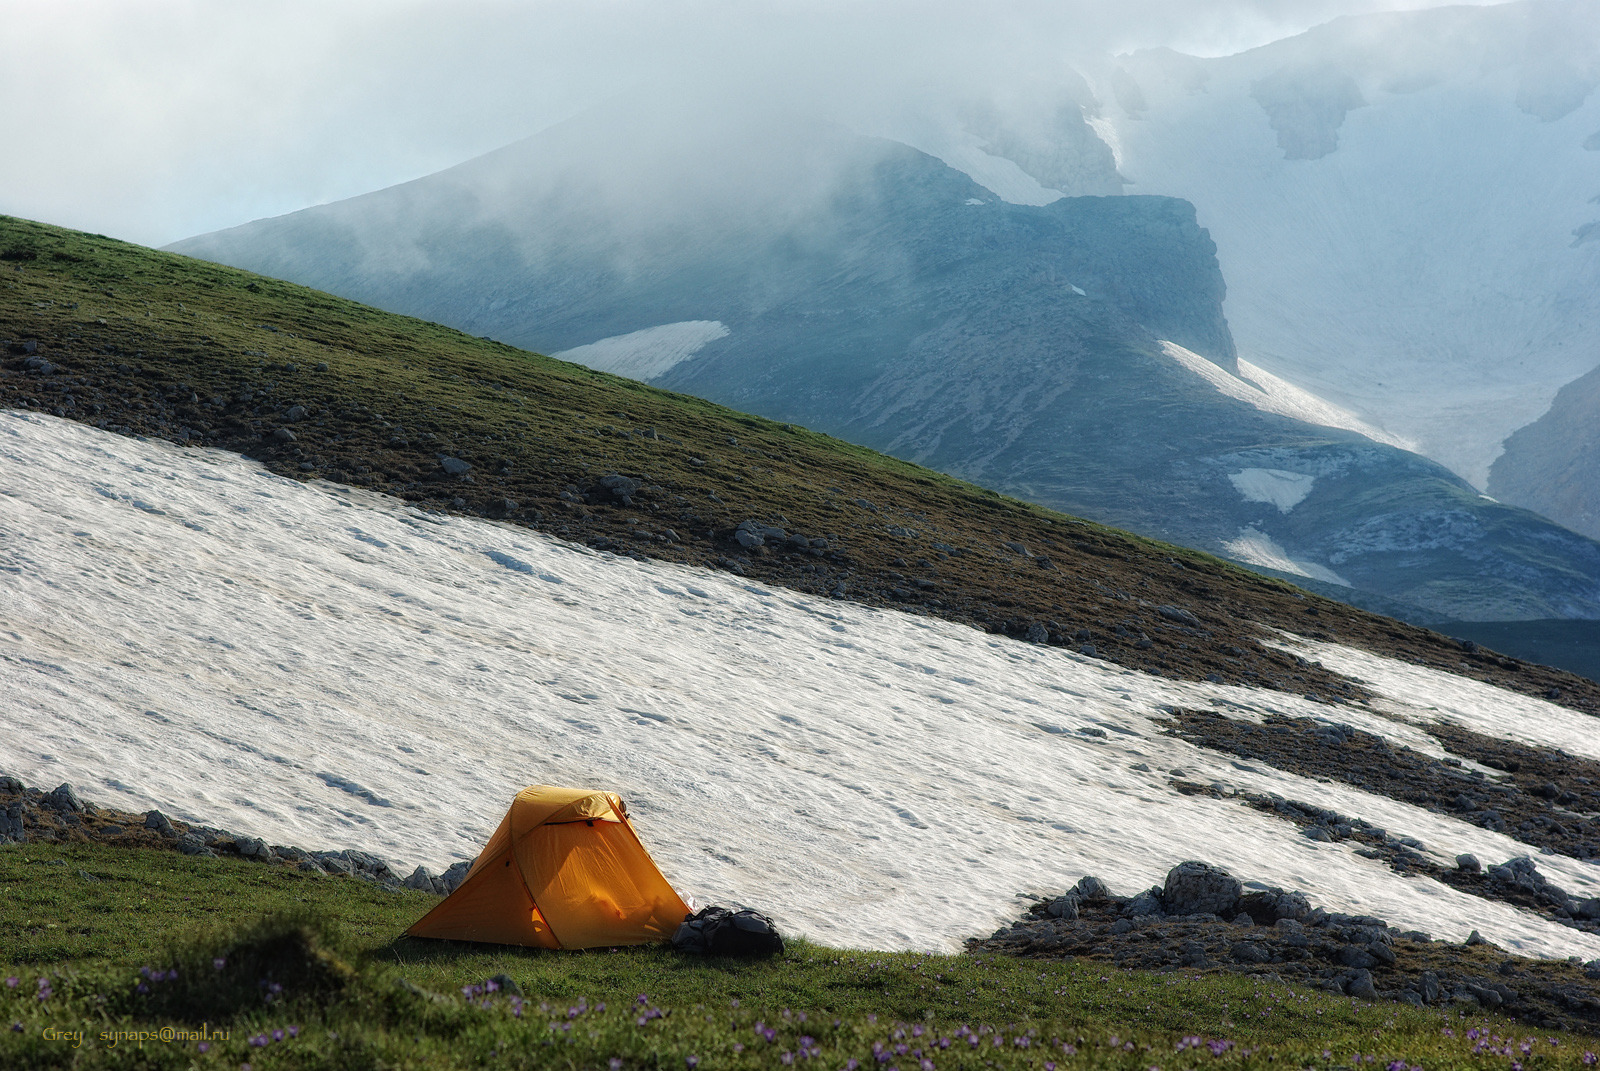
{"left": 407, "top": 785, "right": 689, "bottom": 949}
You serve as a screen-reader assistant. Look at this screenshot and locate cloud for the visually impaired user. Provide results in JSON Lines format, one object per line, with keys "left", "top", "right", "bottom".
{"left": 0, "top": 0, "right": 1507, "bottom": 246}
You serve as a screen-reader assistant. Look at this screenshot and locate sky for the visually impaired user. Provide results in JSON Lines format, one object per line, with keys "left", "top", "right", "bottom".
{"left": 0, "top": 0, "right": 1506, "bottom": 247}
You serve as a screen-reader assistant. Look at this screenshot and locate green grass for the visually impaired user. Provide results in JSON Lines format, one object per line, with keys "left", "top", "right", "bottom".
{"left": 1, "top": 844, "right": 1593, "bottom": 1069}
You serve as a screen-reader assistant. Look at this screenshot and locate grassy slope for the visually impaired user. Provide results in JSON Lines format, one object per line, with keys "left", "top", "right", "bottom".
{"left": 1, "top": 214, "right": 1594, "bottom": 713}
{"left": 2, "top": 843, "right": 1589, "bottom": 1070}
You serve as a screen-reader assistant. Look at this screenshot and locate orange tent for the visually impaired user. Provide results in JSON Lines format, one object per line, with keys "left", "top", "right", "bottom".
{"left": 406, "top": 785, "right": 689, "bottom": 949}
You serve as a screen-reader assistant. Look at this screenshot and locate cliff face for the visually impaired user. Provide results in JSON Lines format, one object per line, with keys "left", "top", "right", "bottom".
{"left": 1490, "top": 361, "right": 1600, "bottom": 543}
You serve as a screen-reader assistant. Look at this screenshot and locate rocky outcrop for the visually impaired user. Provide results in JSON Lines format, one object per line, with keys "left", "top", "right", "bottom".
{"left": 973, "top": 861, "right": 1600, "bottom": 1032}
{"left": 0, "top": 774, "right": 467, "bottom": 895}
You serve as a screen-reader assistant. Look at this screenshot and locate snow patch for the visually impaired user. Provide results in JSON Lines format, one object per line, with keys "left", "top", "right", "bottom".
{"left": 4, "top": 410, "right": 1599, "bottom": 957}
{"left": 553, "top": 320, "right": 729, "bottom": 382}
{"left": 1229, "top": 468, "right": 1315, "bottom": 513}
{"left": 1160, "top": 341, "right": 1413, "bottom": 449}
{"left": 1223, "top": 526, "right": 1350, "bottom": 586}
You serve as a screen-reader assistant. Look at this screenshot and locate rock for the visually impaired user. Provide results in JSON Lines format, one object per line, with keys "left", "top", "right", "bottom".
{"left": 593, "top": 473, "right": 641, "bottom": 505}
{"left": 1368, "top": 941, "right": 1397, "bottom": 966}
{"left": 1466, "top": 929, "right": 1487, "bottom": 946}
{"left": 99, "top": 825, "right": 123, "bottom": 836}
{"left": 0, "top": 799, "right": 24, "bottom": 843}
{"left": 1123, "top": 888, "right": 1166, "bottom": 918}
{"left": 43, "top": 783, "right": 84, "bottom": 813}
{"left": 1468, "top": 984, "right": 1503, "bottom": 1008}
{"left": 733, "top": 519, "right": 787, "bottom": 548}
{"left": 1576, "top": 898, "right": 1600, "bottom": 921}
{"left": 314, "top": 852, "right": 357, "bottom": 876}
{"left": 282, "top": 405, "right": 308, "bottom": 422}
{"left": 1023, "top": 623, "right": 1049, "bottom": 644}
{"left": 1157, "top": 605, "right": 1201, "bottom": 627}
{"left": 487, "top": 973, "right": 523, "bottom": 997}
{"left": 1345, "top": 969, "right": 1379, "bottom": 1000}
{"left": 1045, "top": 895, "right": 1080, "bottom": 920}
{"left": 1232, "top": 941, "right": 1272, "bottom": 964}
{"left": 270, "top": 427, "right": 297, "bottom": 443}
{"left": 487, "top": 498, "right": 519, "bottom": 518}
{"left": 0, "top": 775, "right": 22, "bottom": 793}
{"left": 176, "top": 832, "right": 213, "bottom": 856}
{"left": 235, "top": 836, "right": 274, "bottom": 861}
{"left": 439, "top": 457, "right": 472, "bottom": 476}
{"left": 77, "top": 868, "right": 100, "bottom": 883}
{"left": 1162, "top": 861, "right": 1242, "bottom": 917}
{"left": 1074, "top": 876, "right": 1110, "bottom": 900}
{"left": 403, "top": 866, "right": 444, "bottom": 895}
{"left": 1339, "top": 945, "right": 1378, "bottom": 969}
{"left": 1455, "top": 853, "right": 1481, "bottom": 873}
{"left": 1420, "top": 971, "right": 1442, "bottom": 1003}
{"left": 439, "top": 860, "right": 471, "bottom": 894}
{"left": 298, "top": 859, "right": 326, "bottom": 876}
{"left": 1109, "top": 918, "right": 1134, "bottom": 935}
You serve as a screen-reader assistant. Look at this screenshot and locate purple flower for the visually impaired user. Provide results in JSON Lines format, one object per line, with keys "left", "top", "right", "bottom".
{"left": 198, "top": 1042, "right": 210, "bottom": 1053}
{"left": 272, "top": 1029, "right": 284, "bottom": 1041}
{"left": 1584, "top": 1054, "right": 1597, "bottom": 1067}
{"left": 686, "top": 1057, "right": 699, "bottom": 1069}
{"left": 3, "top": 977, "right": 14, "bottom": 989}
{"left": 847, "top": 1062, "right": 859, "bottom": 1071}
{"left": 250, "top": 1033, "right": 268, "bottom": 1047}
{"left": 609, "top": 1060, "right": 623, "bottom": 1071}
{"left": 213, "top": 957, "right": 226, "bottom": 971}
{"left": 485, "top": 979, "right": 499, "bottom": 992}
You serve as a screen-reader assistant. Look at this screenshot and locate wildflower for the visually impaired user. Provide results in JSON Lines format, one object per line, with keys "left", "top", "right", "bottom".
{"left": 686, "top": 1057, "right": 699, "bottom": 1069}
{"left": 272, "top": 1029, "right": 284, "bottom": 1042}
{"left": 3, "top": 977, "right": 13, "bottom": 988}
{"left": 734, "top": 1043, "right": 744, "bottom": 1054}
{"left": 198, "top": 1042, "right": 209, "bottom": 1053}
{"left": 780, "top": 1054, "right": 793, "bottom": 1066}
{"left": 250, "top": 1033, "right": 269, "bottom": 1047}
{"left": 609, "top": 1060, "right": 622, "bottom": 1070}
{"left": 847, "top": 1062, "right": 859, "bottom": 1071}
{"left": 1583, "top": 1056, "right": 1596, "bottom": 1068}
{"left": 1389, "top": 1062, "right": 1407, "bottom": 1071}
{"left": 214, "top": 957, "right": 226, "bottom": 971}
{"left": 485, "top": 978, "right": 499, "bottom": 992}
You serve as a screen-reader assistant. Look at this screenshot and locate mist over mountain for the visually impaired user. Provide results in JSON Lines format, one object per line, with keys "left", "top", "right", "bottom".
{"left": 168, "top": 1, "right": 1600, "bottom": 624}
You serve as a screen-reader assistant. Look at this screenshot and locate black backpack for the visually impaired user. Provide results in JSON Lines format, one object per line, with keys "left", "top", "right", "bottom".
{"left": 672, "top": 905, "right": 785, "bottom": 956}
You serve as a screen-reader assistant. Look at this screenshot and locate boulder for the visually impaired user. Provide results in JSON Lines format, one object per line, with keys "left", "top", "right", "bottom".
{"left": 1157, "top": 605, "right": 1201, "bottom": 627}
{"left": 1161, "top": 861, "right": 1242, "bottom": 917}
{"left": 439, "top": 457, "right": 472, "bottom": 477}
{"left": 1044, "top": 895, "right": 1079, "bottom": 920}
{"left": 43, "top": 783, "right": 84, "bottom": 813}
{"left": 1122, "top": 888, "right": 1165, "bottom": 918}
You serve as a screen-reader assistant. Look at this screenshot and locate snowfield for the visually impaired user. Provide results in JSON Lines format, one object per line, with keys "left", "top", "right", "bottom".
{"left": 3, "top": 410, "right": 1599, "bottom": 956}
